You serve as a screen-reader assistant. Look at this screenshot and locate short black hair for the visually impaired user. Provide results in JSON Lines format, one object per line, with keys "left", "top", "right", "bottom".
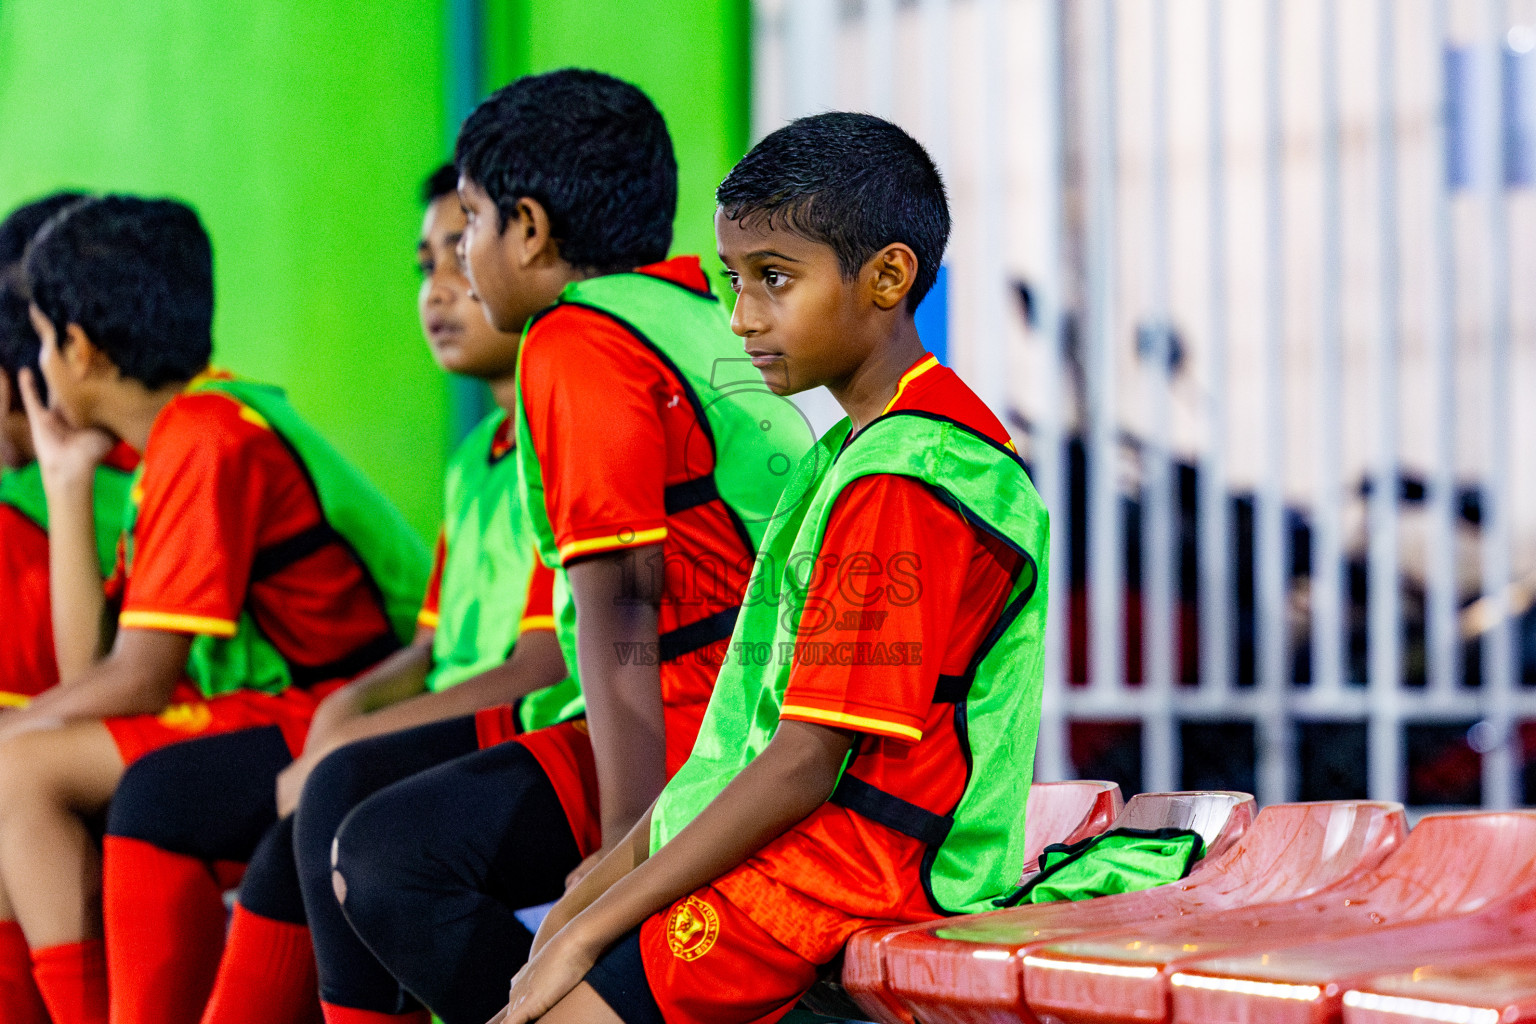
{"left": 716, "top": 112, "right": 950, "bottom": 311}
{"left": 422, "top": 163, "right": 459, "bottom": 206}
{"left": 25, "top": 196, "right": 213, "bottom": 389}
{"left": 0, "top": 192, "right": 87, "bottom": 406}
{"left": 455, "top": 69, "right": 676, "bottom": 272}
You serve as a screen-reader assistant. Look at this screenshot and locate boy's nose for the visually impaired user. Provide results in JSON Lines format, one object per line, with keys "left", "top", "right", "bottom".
{"left": 729, "top": 294, "right": 762, "bottom": 338}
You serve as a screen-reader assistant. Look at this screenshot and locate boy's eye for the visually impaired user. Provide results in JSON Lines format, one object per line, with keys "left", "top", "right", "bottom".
{"left": 418, "top": 260, "right": 434, "bottom": 277}
{"left": 722, "top": 270, "right": 741, "bottom": 294}
{"left": 763, "top": 270, "right": 785, "bottom": 288}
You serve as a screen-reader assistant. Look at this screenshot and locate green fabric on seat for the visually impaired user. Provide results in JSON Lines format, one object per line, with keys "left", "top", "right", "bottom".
{"left": 1014, "top": 827, "right": 1204, "bottom": 905}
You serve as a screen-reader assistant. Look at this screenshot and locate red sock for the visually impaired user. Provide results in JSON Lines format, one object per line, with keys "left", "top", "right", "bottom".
{"left": 0, "top": 921, "right": 49, "bottom": 1024}
{"left": 103, "top": 836, "right": 227, "bottom": 1024}
{"left": 199, "top": 904, "right": 322, "bottom": 1024}
{"left": 318, "top": 1003, "right": 428, "bottom": 1024}
{"left": 31, "top": 939, "right": 106, "bottom": 1024}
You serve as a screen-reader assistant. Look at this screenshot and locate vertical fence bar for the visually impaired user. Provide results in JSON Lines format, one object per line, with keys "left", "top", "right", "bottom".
{"left": 1142, "top": 0, "right": 1178, "bottom": 792}
{"left": 1033, "top": 0, "right": 1071, "bottom": 783}
{"left": 1368, "top": 0, "right": 1404, "bottom": 805}
{"left": 864, "top": 0, "right": 897, "bottom": 120}
{"left": 1480, "top": 0, "right": 1516, "bottom": 809}
{"left": 1257, "top": 0, "right": 1293, "bottom": 805}
{"left": 975, "top": 0, "right": 1009, "bottom": 417}
{"left": 1087, "top": 0, "right": 1124, "bottom": 707}
{"left": 1199, "top": 0, "right": 1233, "bottom": 711}
{"left": 1426, "top": 0, "right": 1460, "bottom": 707}
{"left": 921, "top": 0, "right": 951, "bottom": 174}
{"left": 1314, "top": 0, "right": 1347, "bottom": 704}
{"left": 785, "top": 0, "right": 835, "bottom": 120}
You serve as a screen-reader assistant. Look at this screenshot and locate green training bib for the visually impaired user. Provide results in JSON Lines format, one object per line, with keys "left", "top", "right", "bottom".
{"left": 121, "top": 377, "right": 430, "bottom": 699}
{"left": 650, "top": 412, "right": 1049, "bottom": 915}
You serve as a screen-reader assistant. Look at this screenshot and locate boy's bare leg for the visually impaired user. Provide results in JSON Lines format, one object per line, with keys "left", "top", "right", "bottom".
{"left": 0, "top": 721, "right": 124, "bottom": 946}
{"left": 535, "top": 983, "right": 625, "bottom": 1024}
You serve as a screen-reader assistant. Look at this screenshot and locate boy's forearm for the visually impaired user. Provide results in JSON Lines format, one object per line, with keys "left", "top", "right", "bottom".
{"left": 532, "top": 807, "right": 654, "bottom": 956}
{"left": 323, "top": 629, "right": 566, "bottom": 753}
{"left": 568, "top": 547, "right": 668, "bottom": 846}
{"left": 44, "top": 472, "right": 109, "bottom": 682}
{"left": 562, "top": 720, "right": 853, "bottom": 955}
{"left": 17, "top": 629, "right": 188, "bottom": 727}
{"left": 304, "top": 636, "right": 435, "bottom": 751}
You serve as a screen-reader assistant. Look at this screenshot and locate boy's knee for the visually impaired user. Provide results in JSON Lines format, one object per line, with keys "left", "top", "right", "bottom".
{"left": 293, "top": 744, "right": 381, "bottom": 871}
{"left": 0, "top": 730, "right": 70, "bottom": 816}
{"left": 299, "top": 743, "right": 373, "bottom": 814}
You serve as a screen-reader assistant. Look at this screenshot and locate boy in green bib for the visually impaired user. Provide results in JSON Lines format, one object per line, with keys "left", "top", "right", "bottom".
{"left": 495, "top": 112, "right": 1050, "bottom": 1024}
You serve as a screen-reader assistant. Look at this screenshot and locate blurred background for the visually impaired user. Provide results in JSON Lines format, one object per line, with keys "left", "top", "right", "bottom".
{"left": 4, "top": 0, "right": 1535, "bottom": 810}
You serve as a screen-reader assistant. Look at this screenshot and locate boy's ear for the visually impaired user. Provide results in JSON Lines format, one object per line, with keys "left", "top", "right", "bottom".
{"left": 61, "top": 323, "right": 113, "bottom": 379}
{"left": 507, "top": 197, "right": 562, "bottom": 269}
{"left": 867, "top": 243, "right": 919, "bottom": 312}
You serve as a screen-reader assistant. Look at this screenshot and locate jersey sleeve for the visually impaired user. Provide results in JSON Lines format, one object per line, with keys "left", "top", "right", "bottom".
{"left": 417, "top": 527, "right": 448, "bottom": 629}
{"left": 519, "top": 308, "right": 671, "bottom": 564}
{"left": 779, "top": 475, "right": 977, "bottom": 745}
{"left": 519, "top": 556, "right": 557, "bottom": 634}
{"left": 118, "top": 398, "right": 286, "bottom": 637}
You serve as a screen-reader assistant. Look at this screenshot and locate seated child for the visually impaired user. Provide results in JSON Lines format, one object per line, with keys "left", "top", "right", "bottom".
{"left": 0, "top": 195, "right": 428, "bottom": 1024}
{"left": 494, "top": 111, "right": 1050, "bottom": 1024}
{"left": 109, "top": 163, "right": 573, "bottom": 1024}
{"left": 309, "top": 70, "right": 812, "bottom": 1024}
{"left": 0, "top": 193, "right": 136, "bottom": 705}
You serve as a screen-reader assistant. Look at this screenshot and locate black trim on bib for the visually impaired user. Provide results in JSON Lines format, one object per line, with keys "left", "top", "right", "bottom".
{"left": 288, "top": 631, "right": 400, "bottom": 688}
{"left": 932, "top": 674, "right": 969, "bottom": 703}
{"left": 657, "top": 605, "right": 739, "bottom": 662}
{"left": 663, "top": 475, "right": 721, "bottom": 516}
{"left": 0, "top": 496, "right": 45, "bottom": 531}
{"left": 874, "top": 410, "right": 1029, "bottom": 470}
{"left": 250, "top": 523, "right": 341, "bottom": 582}
{"left": 993, "top": 827, "right": 1206, "bottom": 908}
{"left": 829, "top": 774, "right": 953, "bottom": 847}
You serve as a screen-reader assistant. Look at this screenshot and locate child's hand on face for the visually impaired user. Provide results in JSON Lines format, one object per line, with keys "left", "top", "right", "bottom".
{"left": 18, "top": 368, "right": 114, "bottom": 486}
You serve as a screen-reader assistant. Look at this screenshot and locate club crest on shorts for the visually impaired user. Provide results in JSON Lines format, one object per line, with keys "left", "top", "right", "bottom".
{"left": 156, "top": 702, "right": 213, "bottom": 733}
{"left": 665, "top": 895, "right": 719, "bottom": 961}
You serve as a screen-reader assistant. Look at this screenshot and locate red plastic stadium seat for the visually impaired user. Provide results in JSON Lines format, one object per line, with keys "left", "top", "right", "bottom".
{"left": 874, "top": 798, "right": 1403, "bottom": 1024}
{"left": 1022, "top": 810, "right": 1536, "bottom": 1024}
{"left": 838, "top": 780, "right": 1123, "bottom": 1024}
{"left": 1343, "top": 947, "right": 1536, "bottom": 1024}
{"left": 1019, "top": 781, "right": 1126, "bottom": 874}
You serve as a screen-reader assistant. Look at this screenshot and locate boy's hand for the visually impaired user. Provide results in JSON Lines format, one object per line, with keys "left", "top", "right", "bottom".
{"left": 564, "top": 848, "right": 607, "bottom": 891}
{"left": 501, "top": 923, "right": 603, "bottom": 1024}
{"left": 18, "top": 369, "right": 114, "bottom": 485}
{"left": 275, "top": 747, "right": 327, "bottom": 818}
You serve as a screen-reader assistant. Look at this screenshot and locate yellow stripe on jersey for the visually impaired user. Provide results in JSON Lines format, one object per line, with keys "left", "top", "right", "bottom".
{"left": 119, "top": 610, "right": 240, "bottom": 638}
{"left": 238, "top": 406, "right": 271, "bottom": 430}
{"left": 558, "top": 526, "right": 668, "bottom": 562}
{"left": 416, "top": 609, "right": 441, "bottom": 628}
{"left": 881, "top": 355, "right": 941, "bottom": 416}
{"left": 780, "top": 703, "right": 924, "bottom": 743}
{"left": 519, "top": 614, "right": 557, "bottom": 633}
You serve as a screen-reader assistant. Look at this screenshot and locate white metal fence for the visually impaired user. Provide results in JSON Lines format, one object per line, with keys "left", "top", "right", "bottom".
{"left": 755, "top": 0, "right": 1536, "bottom": 808}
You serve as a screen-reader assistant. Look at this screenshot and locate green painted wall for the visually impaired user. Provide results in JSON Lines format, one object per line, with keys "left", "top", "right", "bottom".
{"left": 483, "top": 0, "right": 753, "bottom": 265}
{"left": 0, "top": 0, "right": 451, "bottom": 540}
{"left": 0, "top": 0, "right": 751, "bottom": 542}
